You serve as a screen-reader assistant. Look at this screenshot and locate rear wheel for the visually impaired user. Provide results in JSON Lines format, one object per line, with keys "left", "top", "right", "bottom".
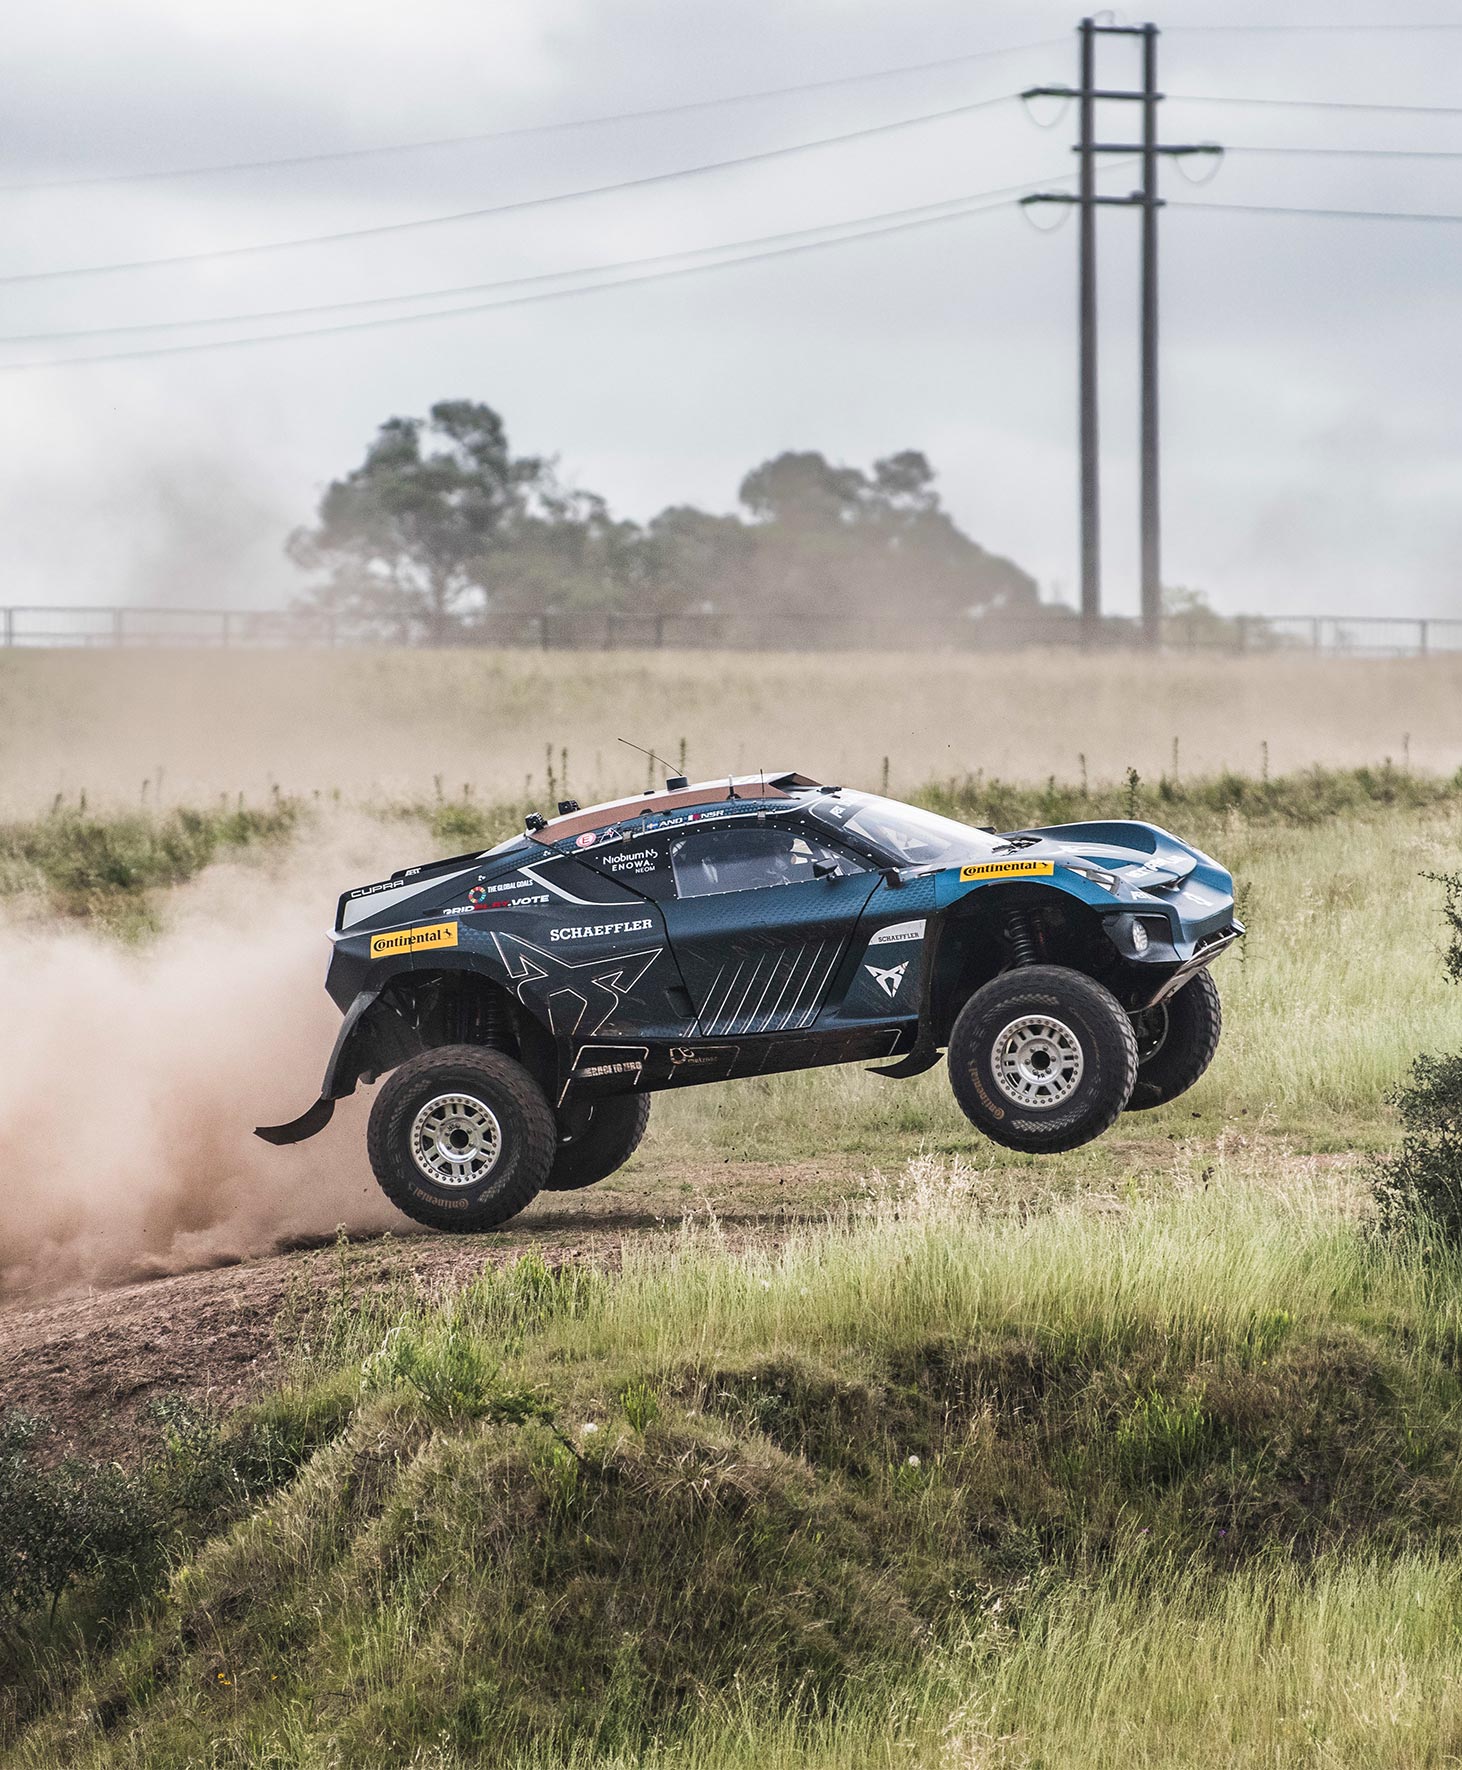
{"left": 367, "top": 1045, "right": 556, "bottom": 1231}
{"left": 947, "top": 966, "right": 1138, "bottom": 1154}
{"left": 544, "top": 1094, "right": 652, "bottom": 1192}
{"left": 1126, "top": 969, "right": 1222, "bottom": 1111}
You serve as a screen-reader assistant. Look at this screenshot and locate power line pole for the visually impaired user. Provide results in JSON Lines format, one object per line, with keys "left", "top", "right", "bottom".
{"left": 1139, "top": 24, "right": 1161, "bottom": 649}
{"left": 1023, "top": 21, "right": 1219, "bottom": 648}
{"left": 1077, "top": 18, "right": 1100, "bottom": 642}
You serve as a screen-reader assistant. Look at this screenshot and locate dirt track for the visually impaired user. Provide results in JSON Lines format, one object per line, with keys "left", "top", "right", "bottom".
{"left": 0, "top": 1158, "right": 845, "bottom": 1457}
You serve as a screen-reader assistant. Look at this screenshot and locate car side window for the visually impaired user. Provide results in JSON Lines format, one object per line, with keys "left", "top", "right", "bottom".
{"left": 669, "top": 825, "right": 866, "bottom": 900}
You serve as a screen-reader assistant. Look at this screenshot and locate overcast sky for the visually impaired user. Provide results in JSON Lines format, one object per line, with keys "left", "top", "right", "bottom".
{"left": 2, "top": 0, "right": 1460, "bottom": 621}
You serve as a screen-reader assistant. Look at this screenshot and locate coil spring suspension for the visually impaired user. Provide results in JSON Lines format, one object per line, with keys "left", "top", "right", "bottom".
{"left": 1005, "top": 910, "right": 1039, "bottom": 968}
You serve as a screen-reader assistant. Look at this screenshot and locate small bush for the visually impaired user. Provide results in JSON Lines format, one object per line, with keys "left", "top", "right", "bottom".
{"left": 1374, "top": 1055, "right": 1462, "bottom": 1243}
{"left": 0, "top": 1394, "right": 348, "bottom": 1640}
{"left": 1427, "top": 869, "right": 1462, "bottom": 986}
{"left": 1375, "top": 871, "right": 1462, "bottom": 1242}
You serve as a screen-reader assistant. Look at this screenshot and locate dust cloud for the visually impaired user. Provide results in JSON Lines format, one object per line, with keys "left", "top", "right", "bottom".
{"left": 0, "top": 829, "right": 410, "bottom": 1301}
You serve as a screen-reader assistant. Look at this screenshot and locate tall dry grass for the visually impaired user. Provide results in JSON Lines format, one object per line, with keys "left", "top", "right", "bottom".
{"left": 2, "top": 647, "right": 1459, "bottom": 812}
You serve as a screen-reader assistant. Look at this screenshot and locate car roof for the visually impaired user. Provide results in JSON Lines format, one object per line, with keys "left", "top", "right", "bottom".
{"left": 530, "top": 771, "right": 823, "bottom": 845}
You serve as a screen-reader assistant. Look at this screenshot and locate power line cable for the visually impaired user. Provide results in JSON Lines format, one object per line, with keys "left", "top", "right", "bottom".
{"left": 0, "top": 165, "right": 1118, "bottom": 374}
{"left": 0, "top": 36, "right": 1063, "bottom": 195}
{"left": 1226, "top": 142, "right": 1462, "bottom": 160}
{"left": 0, "top": 92, "right": 1019, "bottom": 288}
{"left": 1168, "top": 21, "right": 1462, "bottom": 32}
{"left": 0, "top": 171, "right": 1098, "bottom": 347}
{"left": 1173, "top": 197, "right": 1462, "bottom": 222}
{"left": 1170, "top": 92, "right": 1462, "bottom": 116}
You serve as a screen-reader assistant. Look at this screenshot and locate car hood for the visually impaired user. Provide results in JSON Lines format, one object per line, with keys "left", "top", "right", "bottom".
{"left": 1011, "top": 819, "right": 1204, "bottom": 890}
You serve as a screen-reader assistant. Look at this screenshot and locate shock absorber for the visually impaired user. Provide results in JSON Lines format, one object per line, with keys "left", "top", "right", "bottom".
{"left": 1005, "top": 910, "right": 1039, "bottom": 968}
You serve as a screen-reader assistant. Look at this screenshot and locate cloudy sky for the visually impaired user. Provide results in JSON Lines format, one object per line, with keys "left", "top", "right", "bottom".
{"left": 3, "top": 0, "right": 1460, "bottom": 620}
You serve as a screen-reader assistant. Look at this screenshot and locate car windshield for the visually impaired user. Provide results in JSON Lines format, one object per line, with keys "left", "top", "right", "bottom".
{"left": 809, "top": 793, "right": 1003, "bottom": 869}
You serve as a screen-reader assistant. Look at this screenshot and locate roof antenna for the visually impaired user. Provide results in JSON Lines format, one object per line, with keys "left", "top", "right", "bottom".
{"left": 617, "top": 735, "right": 680, "bottom": 780}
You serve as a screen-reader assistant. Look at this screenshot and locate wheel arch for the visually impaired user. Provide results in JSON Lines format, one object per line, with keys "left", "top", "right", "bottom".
{"left": 929, "top": 883, "right": 1114, "bottom": 1043}
{"left": 325, "top": 963, "right": 557, "bottom": 1100}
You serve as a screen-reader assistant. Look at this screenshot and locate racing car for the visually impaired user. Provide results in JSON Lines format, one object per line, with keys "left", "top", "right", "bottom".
{"left": 258, "top": 772, "right": 1242, "bottom": 1230}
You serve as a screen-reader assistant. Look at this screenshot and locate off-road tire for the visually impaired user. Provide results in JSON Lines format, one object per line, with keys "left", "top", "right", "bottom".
{"left": 367, "top": 1045, "right": 556, "bottom": 1232}
{"left": 544, "top": 1095, "right": 652, "bottom": 1192}
{"left": 947, "top": 965, "right": 1138, "bottom": 1154}
{"left": 1126, "top": 969, "right": 1222, "bottom": 1112}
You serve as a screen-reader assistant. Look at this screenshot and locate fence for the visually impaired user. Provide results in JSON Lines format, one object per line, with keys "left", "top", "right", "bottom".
{"left": 0, "top": 603, "right": 1458, "bottom": 657}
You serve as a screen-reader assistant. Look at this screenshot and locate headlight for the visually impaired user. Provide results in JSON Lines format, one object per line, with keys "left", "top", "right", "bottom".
{"left": 1131, "top": 918, "right": 1150, "bottom": 954}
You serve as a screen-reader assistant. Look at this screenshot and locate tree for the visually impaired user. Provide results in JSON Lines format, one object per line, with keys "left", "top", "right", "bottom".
{"left": 289, "top": 402, "right": 1045, "bottom": 641}
{"left": 288, "top": 401, "right": 550, "bottom": 641}
{"left": 637, "top": 507, "right": 756, "bottom": 616}
{"left": 489, "top": 483, "right": 648, "bottom": 617}
{"left": 736, "top": 448, "right": 1038, "bottom": 624}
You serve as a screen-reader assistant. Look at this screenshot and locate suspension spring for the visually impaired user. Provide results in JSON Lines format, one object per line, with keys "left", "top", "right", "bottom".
{"left": 1005, "top": 911, "right": 1039, "bottom": 968}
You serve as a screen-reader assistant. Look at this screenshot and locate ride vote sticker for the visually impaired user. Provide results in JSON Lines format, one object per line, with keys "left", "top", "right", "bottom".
{"left": 369, "top": 921, "right": 460, "bottom": 959}
{"left": 959, "top": 861, "right": 1056, "bottom": 882}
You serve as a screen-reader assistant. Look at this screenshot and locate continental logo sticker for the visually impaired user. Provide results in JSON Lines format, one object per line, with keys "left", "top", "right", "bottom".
{"left": 959, "top": 861, "right": 1056, "bottom": 882}
{"left": 370, "top": 921, "right": 459, "bottom": 959}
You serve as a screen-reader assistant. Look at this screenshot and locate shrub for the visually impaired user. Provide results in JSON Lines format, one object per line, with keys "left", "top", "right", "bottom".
{"left": 1374, "top": 872, "right": 1462, "bottom": 1242}
{"left": 1374, "top": 1055, "right": 1462, "bottom": 1243}
{"left": 1427, "top": 869, "right": 1462, "bottom": 986}
{"left": 0, "top": 1413, "right": 167, "bottom": 1623}
{"left": 0, "top": 1394, "right": 349, "bottom": 1637}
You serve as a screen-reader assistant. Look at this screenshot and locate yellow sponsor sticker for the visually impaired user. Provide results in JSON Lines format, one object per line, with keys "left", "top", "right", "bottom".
{"left": 370, "top": 920, "right": 459, "bottom": 959}
{"left": 959, "top": 861, "right": 1056, "bottom": 882}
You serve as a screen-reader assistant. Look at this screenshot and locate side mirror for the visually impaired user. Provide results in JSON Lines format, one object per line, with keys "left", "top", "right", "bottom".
{"left": 883, "top": 867, "right": 904, "bottom": 888}
{"left": 812, "top": 861, "right": 840, "bottom": 880}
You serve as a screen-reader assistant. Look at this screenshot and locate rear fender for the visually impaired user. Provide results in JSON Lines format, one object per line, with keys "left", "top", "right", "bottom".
{"left": 255, "top": 969, "right": 548, "bottom": 1147}
{"left": 253, "top": 987, "right": 382, "bottom": 1146}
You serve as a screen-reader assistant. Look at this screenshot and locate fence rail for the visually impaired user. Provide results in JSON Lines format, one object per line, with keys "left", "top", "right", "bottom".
{"left": 0, "top": 604, "right": 1458, "bottom": 657}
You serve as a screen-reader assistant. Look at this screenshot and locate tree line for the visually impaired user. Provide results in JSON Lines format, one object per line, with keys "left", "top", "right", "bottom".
{"left": 288, "top": 399, "right": 1045, "bottom": 639}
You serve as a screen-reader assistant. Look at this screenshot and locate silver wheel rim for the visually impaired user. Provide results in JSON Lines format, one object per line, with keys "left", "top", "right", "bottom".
{"left": 991, "top": 1014, "right": 1085, "bottom": 1109}
{"left": 409, "top": 1092, "right": 503, "bottom": 1188}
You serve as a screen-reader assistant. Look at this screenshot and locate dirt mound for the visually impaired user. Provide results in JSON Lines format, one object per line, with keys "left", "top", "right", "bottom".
{"left": 0, "top": 1158, "right": 838, "bottom": 1457}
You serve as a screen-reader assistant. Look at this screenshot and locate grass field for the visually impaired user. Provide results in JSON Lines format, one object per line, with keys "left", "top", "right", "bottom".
{"left": 0, "top": 739, "right": 1459, "bottom": 1765}
{"left": 11, "top": 1178, "right": 1462, "bottom": 1767}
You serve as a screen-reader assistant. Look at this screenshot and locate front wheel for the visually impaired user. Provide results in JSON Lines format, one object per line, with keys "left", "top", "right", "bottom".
{"left": 947, "top": 966, "right": 1138, "bottom": 1154}
{"left": 366, "top": 1045, "right": 557, "bottom": 1231}
{"left": 1126, "top": 969, "right": 1222, "bottom": 1111}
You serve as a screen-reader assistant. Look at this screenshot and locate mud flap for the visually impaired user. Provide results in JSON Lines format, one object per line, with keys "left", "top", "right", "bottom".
{"left": 867, "top": 1048, "right": 941, "bottom": 1080}
{"left": 254, "top": 1097, "right": 337, "bottom": 1145}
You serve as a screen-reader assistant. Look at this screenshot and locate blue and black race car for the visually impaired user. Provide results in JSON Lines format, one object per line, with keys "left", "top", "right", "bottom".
{"left": 258, "top": 772, "right": 1243, "bottom": 1230}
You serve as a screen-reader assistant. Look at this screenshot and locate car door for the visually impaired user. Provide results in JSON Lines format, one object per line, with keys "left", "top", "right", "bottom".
{"left": 656, "top": 819, "right": 879, "bottom": 1037}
